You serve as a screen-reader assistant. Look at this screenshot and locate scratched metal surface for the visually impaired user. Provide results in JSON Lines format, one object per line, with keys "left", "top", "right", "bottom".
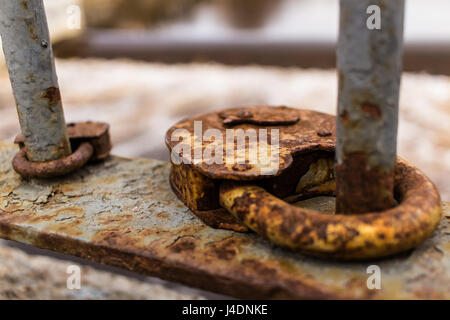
{"left": 0, "top": 140, "right": 448, "bottom": 299}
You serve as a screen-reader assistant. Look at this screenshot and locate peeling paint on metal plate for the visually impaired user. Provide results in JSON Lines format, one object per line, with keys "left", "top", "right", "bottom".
{"left": 0, "top": 140, "right": 448, "bottom": 299}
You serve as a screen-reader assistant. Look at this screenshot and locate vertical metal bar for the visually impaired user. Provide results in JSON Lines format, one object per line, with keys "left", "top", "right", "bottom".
{"left": 336, "top": 0, "right": 405, "bottom": 214}
{"left": 0, "top": 0, "right": 71, "bottom": 162}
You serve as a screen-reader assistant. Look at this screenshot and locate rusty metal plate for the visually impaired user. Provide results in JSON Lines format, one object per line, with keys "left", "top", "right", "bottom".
{"left": 0, "top": 140, "right": 448, "bottom": 299}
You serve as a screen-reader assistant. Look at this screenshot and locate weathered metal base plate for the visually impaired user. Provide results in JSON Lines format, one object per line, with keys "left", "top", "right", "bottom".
{"left": 0, "top": 141, "right": 448, "bottom": 299}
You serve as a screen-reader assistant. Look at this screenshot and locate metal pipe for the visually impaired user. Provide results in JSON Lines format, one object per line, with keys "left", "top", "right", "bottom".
{"left": 0, "top": 0, "right": 71, "bottom": 162}
{"left": 336, "top": 0, "right": 405, "bottom": 214}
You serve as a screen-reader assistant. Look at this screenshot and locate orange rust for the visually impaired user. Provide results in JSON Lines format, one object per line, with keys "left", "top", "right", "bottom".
{"left": 206, "top": 237, "right": 249, "bottom": 260}
{"left": 220, "top": 106, "right": 300, "bottom": 126}
{"left": 27, "top": 207, "right": 84, "bottom": 224}
{"left": 41, "top": 87, "right": 61, "bottom": 106}
{"left": 166, "top": 106, "right": 335, "bottom": 180}
{"left": 167, "top": 106, "right": 442, "bottom": 259}
{"left": 24, "top": 19, "right": 37, "bottom": 41}
{"left": 15, "top": 121, "right": 112, "bottom": 161}
{"left": 166, "top": 106, "right": 335, "bottom": 231}
{"left": 336, "top": 151, "right": 395, "bottom": 214}
{"left": 13, "top": 121, "right": 112, "bottom": 179}
{"left": 21, "top": 1, "right": 29, "bottom": 10}
{"left": 0, "top": 138, "right": 448, "bottom": 299}
{"left": 220, "top": 158, "right": 442, "bottom": 260}
{"left": 340, "top": 110, "right": 350, "bottom": 125}
{"left": 12, "top": 142, "right": 94, "bottom": 179}
{"left": 169, "top": 236, "right": 197, "bottom": 253}
{"left": 361, "top": 103, "right": 382, "bottom": 119}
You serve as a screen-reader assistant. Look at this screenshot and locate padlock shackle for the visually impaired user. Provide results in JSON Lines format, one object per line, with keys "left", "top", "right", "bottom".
{"left": 220, "top": 158, "right": 441, "bottom": 260}
{"left": 0, "top": 0, "right": 72, "bottom": 162}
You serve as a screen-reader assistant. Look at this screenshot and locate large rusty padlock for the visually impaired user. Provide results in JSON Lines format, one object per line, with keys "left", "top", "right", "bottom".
{"left": 166, "top": 106, "right": 442, "bottom": 260}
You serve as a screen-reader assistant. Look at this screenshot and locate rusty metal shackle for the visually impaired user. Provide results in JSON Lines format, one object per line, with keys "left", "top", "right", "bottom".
{"left": 219, "top": 157, "right": 442, "bottom": 260}
{"left": 12, "top": 142, "right": 94, "bottom": 179}
{"left": 166, "top": 106, "right": 442, "bottom": 260}
{"left": 13, "top": 122, "right": 112, "bottom": 179}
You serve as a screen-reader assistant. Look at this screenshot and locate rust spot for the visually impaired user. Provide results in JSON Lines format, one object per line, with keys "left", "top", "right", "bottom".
{"left": 232, "top": 163, "right": 253, "bottom": 171}
{"left": 0, "top": 136, "right": 447, "bottom": 298}
{"left": 14, "top": 121, "right": 112, "bottom": 178}
{"left": 167, "top": 105, "right": 442, "bottom": 260}
{"left": 91, "top": 227, "right": 140, "bottom": 249}
{"left": 24, "top": 19, "right": 37, "bottom": 41}
{"left": 317, "top": 130, "right": 332, "bottom": 137}
{"left": 241, "top": 259, "right": 277, "bottom": 277}
{"left": 361, "top": 103, "right": 382, "bottom": 119}
{"left": 12, "top": 142, "right": 93, "bottom": 179}
{"left": 41, "top": 87, "right": 61, "bottom": 106}
{"left": 156, "top": 211, "right": 169, "bottom": 219}
{"left": 21, "top": 1, "right": 28, "bottom": 10}
{"left": 167, "top": 106, "right": 335, "bottom": 231}
{"left": 218, "top": 106, "right": 300, "bottom": 126}
{"left": 220, "top": 157, "right": 442, "bottom": 260}
{"left": 336, "top": 151, "right": 394, "bottom": 214}
{"left": 207, "top": 237, "right": 247, "bottom": 260}
{"left": 340, "top": 110, "right": 350, "bottom": 125}
{"left": 169, "top": 236, "right": 197, "bottom": 253}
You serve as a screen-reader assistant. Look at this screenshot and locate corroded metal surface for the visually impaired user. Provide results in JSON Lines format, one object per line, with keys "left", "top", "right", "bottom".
{"left": 12, "top": 142, "right": 94, "bottom": 180}
{"left": 336, "top": 0, "right": 405, "bottom": 213}
{"left": 220, "top": 157, "right": 442, "bottom": 260}
{"left": 165, "top": 106, "right": 335, "bottom": 180}
{"left": 0, "top": 141, "right": 448, "bottom": 299}
{"left": 166, "top": 106, "right": 335, "bottom": 230}
{"left": 166, "top": 106, "right": 441, "bottom": 259}
{"left": 13, "top": 122, "right": 112, "bottom": 179}
{"left": 15, "top": 121, "right": 112, "bottom": 162}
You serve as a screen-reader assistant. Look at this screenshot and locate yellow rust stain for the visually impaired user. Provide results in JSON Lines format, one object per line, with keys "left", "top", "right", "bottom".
{"left": 21, "top": 207, "right": 85, "bottom": 237}
{"left": 206, "top": 237, "right": 250, "bottom": 260}
{"left": 24, "top": 19, "right": 38, "bottom": 41}
{"left": 27, "top": 207, "right": 84, "bottom": 224}
{"left": 168, "top": 236, "right": 197, "bottom": 253}
{"left": 276, "top": 258, "right": 303, "bottom": 275}
{"left": 156, "top": 211, "right": 169, "bottom": 219}
{"left": 41, "top": 87, "right": 61, "bottom": 106}
{"left": 21, "top": 1, "right": 29, "bottom": 10}
{"left": 91, "top": 226, "right": 142, "bottom": 250}
{"left": 95, "top": 176, "right": 119, "bottom": 185}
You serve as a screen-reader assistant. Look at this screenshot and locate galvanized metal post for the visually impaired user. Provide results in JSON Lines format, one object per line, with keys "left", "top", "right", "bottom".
{"left": 0, "top": 0, "right": 71, "bottom": 162}
{"left": 336, "top": 0, "right": 405, "bottom": 213}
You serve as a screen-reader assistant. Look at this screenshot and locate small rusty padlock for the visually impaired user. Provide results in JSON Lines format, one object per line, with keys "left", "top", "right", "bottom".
{"left": 166, "top": 106, "right": 442, "bottom": 260}
{"left": 13, "top": 122, "right": 112, "bottom": 179}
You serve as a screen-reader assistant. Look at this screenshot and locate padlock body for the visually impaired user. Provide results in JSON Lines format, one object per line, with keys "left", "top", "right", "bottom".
{"left": 166, "top": 106, "right": 336, "bottom": 231}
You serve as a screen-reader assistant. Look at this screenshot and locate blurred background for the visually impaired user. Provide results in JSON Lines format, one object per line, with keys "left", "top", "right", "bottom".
{"left": 0, "top": 0, "right": 449, "bottom": 299}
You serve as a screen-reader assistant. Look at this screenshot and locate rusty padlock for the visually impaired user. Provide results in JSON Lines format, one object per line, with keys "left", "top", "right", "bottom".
{"left": 13, "top": 121, "right": 112, "bottom": 179}
{"left": 166, "top": 106, "right": 442, "bottom": 260}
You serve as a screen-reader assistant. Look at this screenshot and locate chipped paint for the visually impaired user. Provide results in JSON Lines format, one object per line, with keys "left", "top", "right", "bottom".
{"left": 0, "top": 140, "right": 448, "bottom": 299}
